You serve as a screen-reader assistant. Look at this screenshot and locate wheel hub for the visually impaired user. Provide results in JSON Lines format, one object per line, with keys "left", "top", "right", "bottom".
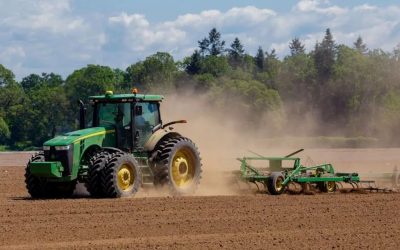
{"left": 177, "top": 159, "right": 189, "bottom": 176}
{"left": 276, "top": 178, "right": 283, "bottom": 191}
{"left": 117, "top": 164, "right": 134, "bottom": 191}
{"left": 171, "top": 149, "right": 195, "bottom": 187}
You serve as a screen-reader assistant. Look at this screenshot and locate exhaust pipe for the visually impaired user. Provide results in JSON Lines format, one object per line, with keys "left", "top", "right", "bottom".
{"left": 78, "top": 100, "right": 86, "bottom": 129}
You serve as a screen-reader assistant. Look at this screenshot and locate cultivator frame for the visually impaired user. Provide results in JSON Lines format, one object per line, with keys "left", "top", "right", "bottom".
{"left": 237, "top": 149, "right": 390, "bottom": 195}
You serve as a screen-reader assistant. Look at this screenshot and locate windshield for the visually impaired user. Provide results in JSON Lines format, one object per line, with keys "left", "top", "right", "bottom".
{"left": 97, "top": 103, "right": 131, "bottom": 127}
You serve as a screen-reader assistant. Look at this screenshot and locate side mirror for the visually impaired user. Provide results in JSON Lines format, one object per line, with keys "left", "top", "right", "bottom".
{"left": 135, "top": 105, "right": 143, "bottom": 116}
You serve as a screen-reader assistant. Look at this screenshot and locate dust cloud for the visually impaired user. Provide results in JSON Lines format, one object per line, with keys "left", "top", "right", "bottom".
{"left": 161, "top": 91, "right": 295, "bottom": 195}
{"left": 159, "top": 91, "right": 400, "bottom": 195}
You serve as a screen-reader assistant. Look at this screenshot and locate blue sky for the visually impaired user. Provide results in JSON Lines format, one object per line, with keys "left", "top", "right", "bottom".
{"left": 1, "top": 0, "right": 399, "bottom": 79}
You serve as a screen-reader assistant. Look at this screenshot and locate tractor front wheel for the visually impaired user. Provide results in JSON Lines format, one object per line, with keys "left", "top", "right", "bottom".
{"left": 86, "top": 150, "right": 110, "bottom": 197}
{"left": 25, "top": 152, "right": 76, "bottom": 198}
{"left": 25, "top": 152, "right": 47, "bottom": 198}
{"left": 267, "top": 172, "right": 286, "bottom": 195}
{"left": 101, "top": 152, "right": 141, "bottom": 198}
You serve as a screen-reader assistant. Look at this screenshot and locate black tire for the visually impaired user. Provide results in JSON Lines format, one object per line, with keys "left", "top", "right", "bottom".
{"left": 267, "top": 172, "right": 286, "bottom": 195}
{"left": 101, "top": 152, "right": 141, "bottom": 198}
{"left": 318, "top": 181, "right": 336, "bottom": 193}
{"left": 151, "top": 136, "right": 202, "bottom": 195}
{"left": 86, "top": 150, "right": 110, "bottom": 197}
{"left": 25, "top": 152, "right": 47, "bottom": 198}
{"left": 47, "top": 181, "right": 77, "bottom": 198}
{"left": 25, "top": 152, "right": 76, "bottom": 198}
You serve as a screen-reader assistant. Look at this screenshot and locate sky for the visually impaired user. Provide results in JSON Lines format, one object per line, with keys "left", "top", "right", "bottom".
{"left": 0, "top": 0, "right": 399, "bottom": 80}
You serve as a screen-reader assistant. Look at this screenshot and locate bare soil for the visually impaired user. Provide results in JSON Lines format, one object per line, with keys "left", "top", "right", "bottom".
{"left": 1, "top": 151, "right": 400, "bottom": 249}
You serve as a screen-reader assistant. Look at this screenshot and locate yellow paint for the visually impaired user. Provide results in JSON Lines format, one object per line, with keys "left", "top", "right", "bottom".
{"left": 72, "top": 130, "right": 114, "bottom": 143}
{"left": 171, "top": 148, "right": 195, "bottom": 187}
{"left": 117, "top": 164, "right": 135, "bottom": 190}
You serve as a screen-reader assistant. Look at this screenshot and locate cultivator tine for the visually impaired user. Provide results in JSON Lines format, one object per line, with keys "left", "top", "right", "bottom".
{"left": 253, "top": 181, "right": 261, "bottom": 193}
{"left": 336, "top": 180, "right": 394, "bottom": 193}
{"left": 286, "top": 182, "right": 302, "bottom": 194}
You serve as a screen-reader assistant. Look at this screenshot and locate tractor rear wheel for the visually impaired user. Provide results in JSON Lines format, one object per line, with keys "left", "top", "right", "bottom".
{"left": 86, "top": 150, "right": 110, "bottom": 197}
{"left": 152, "top": 136, "right": 202, "bottom": 195}
{"left": 267, "top": 172, "right": 286, "bottom": 195}
{"left": 101, "top": 152, "right": 141, "bottom": 198}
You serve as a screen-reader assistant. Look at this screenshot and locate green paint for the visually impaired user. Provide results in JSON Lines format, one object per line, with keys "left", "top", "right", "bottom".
{"left": 89, "top": 93, "right": 164, "bottom": 102}
{"left": 30, "top": 161, "right": 64, "bottom": 178}
{"left": 27, "top": 91, "right": 169, "bottom": 186}
{"left": 239, "top": 153, "right": 363, "bottom": 192}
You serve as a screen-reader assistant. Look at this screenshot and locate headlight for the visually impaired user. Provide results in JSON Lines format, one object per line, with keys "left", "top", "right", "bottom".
{"left": 43, "top": 146, "right": 50, "bottom": 151}
{"left": 55, "top": 145, "right": 70, "bottom": 151}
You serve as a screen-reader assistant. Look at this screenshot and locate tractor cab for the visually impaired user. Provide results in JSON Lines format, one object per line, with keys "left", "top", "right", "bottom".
{"left": 86, "top": 90, "right": 163, "bottom": 151}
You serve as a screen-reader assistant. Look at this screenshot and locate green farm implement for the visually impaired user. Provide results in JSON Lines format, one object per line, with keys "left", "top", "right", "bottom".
{"left": 237, "top": 149, "right": 393, "bottom": 195}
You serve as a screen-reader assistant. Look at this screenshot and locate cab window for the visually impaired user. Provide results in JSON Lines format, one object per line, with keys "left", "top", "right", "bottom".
{"left": 98, "top": 103, "right": 131, "bottom": 127}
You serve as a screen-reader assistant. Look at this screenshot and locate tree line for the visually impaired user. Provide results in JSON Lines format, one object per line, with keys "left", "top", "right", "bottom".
{"left": 1, "top": 28, "right": 400, "bottom": 149}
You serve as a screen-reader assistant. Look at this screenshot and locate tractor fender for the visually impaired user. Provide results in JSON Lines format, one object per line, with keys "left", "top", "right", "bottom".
{"left": 102, "top": 147, "right": 125, "bottom": 154}
{"left": 144, "top": 129, "right": 181, "bottom": 152}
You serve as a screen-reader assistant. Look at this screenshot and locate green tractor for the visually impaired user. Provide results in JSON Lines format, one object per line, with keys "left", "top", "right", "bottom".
{"left": 25, "top": 90, "right": 202, "bottom": 198}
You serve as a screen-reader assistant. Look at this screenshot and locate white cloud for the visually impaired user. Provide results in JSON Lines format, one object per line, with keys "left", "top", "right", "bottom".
{"left": 295, "top": 0, "right": 348, "bottom": 15}
{"left": 1, "top": 0, "right": 84, "bottom": 34}
{"left": 109, "top": 13, "right": 149, "bottom": 28}
{"left": 354, "top": 4, "right": 377, "bottom": 12}
{"left": 0, "top": 0, "right": 106, "bottom": 78}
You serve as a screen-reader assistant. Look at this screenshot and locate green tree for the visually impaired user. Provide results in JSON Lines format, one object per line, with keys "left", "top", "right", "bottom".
{"left": 0, "top": 65, "right": 25, "bottom": 145}
{"left": 255, "top": 46, "right": 265, "bottom": 71}
{"left": 65, "top": 64, "right": 117, "bottom": 102}
{"left": 264, "top": 49, "right": 281, "bottom": 87}
{"left": 26, "top": 84, "right": 69, "bottom": 145}
{"left": 21, "top": 74, "right": 43, "bottom": 91}
{"left": 289, "top": 37, "right": 305, "bottom": 56}
{"left": 0, "top": 64, "right": 16, "bottom": 86}
{"left": 200, "top": 56, "right": 230, "bottom": 77}
{"left": 185, "top": 50, "right": 202, "bottom": 75}
{"left": 228, "top": 37, "right": 245, "bottom": 66}
{"left": 125, "top": 62, "right": 145, "bottom": 86}
{"left": 314, "top": 28, "right": 337, "bottom": 81}
{"left": 198, "top": 28, "right": 225, "bottom": 56}
{"left": 353, "top": 36, "right": 368, "bottom": 54}
{"left": 21, "top": 73, "right": 63, "bottom": 92}
{"left": 278, "top": 52, "right": 317, "bottom": 115}
{"left": 0, "top": 116, "right": 10, "bottom": 144}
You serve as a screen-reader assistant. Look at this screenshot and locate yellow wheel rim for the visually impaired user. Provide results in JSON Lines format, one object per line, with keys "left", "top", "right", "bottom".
{"left": 327, "top": 181, "right": 336, "bottom": 192}
{"left": 276, "top": 177, "right": 283, "bottom": 192}
{"left": 117, "top": 164, "right": 135, "bottom": 191}
{"left": 171, "top": 148, "right": 196, "bottom": 187}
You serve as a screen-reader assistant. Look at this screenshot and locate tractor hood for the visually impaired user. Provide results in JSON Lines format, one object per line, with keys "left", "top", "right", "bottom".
{"left": 43, "top": 127, "right": 114, "bottom": 146}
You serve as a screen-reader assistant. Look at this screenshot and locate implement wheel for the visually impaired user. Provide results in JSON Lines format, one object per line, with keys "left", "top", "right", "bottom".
{"left": 101, "top": 152, "right": 141, "bottom": 198}
{"left": 267, "top": 172, "right": 286, "bottom": 195}
{"left": 152, "top": 136, "right": 202, "bottom": 195}
{"left": 318, "top": 181, "right": 336, "bottom": 193}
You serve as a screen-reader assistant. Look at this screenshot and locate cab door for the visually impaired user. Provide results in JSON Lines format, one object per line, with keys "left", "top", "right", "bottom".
{"left": 133, "top": 102, "right": 161, "bottom": 149}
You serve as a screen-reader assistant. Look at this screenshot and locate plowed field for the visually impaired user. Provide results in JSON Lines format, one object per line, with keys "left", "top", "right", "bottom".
{"left": 1, "top": 151, "right": 400, "bottom": 249}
